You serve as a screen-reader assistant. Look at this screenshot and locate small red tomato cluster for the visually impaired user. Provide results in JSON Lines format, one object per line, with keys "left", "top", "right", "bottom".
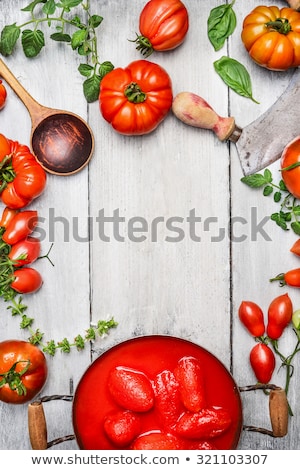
{"left": 0, "top": 133, "right": 47, "bottom": 209}
{"left": 239, "top": 294, "right": 293, "bottom": 384}
{"left": 0, "top": 207, "right": 42, "bottom": 296}
{"left": 104, "top": 356, "right": 231, "bottom": 450}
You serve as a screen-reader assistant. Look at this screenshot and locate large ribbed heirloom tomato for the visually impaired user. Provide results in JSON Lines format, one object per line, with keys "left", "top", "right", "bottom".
{"left": 99, "top": 60, "right": 173, "bottom": 136}
{"left": 241, "top": 6, "right": 300, "bottom": 70}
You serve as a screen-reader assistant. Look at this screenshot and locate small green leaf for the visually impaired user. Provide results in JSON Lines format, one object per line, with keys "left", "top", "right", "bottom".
{"left": 43, "top": 0, "right": 56, "bottom": 15}
{"left": 78, "top": 63, "right": 93, "bottom": 77}
{"left": 50, "top": 32, "right": 71, "bottom": 42}
{"left": 59, "top": 0, "right": 83, "bottom": 9}
{"left": 263, "top": 168, "right": 273, "bottom": 183}
{"left": 291, "top": 221, "right": 300, "bottom": 235}
{"left": 274, "top": 191, "right": 282, "bottom": 202}
{"left": 241, "top": 173, "right": 267, "bottom": 188}
{"left": 0, "top": 24, "right": 21, "bottom": 56}
{"left": 89, "top": 15, "right": 103, "bottom": 29}
{"left": 279, "top": 180, "right": 288, "bottom": 191}
{"left": 293, "top": 205, "right": 300, "bottom": 215}
{"left": 208, "top": 1, "right": 236, "bottom": 51}
{"left": 71, "top": 29, "right": 86, "bottom": 50}
{"left": 263, "top": 185, "right": 273, "bottom": 196}
{"left": 98, "top": 61, "right": 114, "bottom": 79}
{"left": 21, "top": 29, "right": 45, "bottom": 57}
{"left": 83, "top": 74, "right": 101, "bottom": 103}
{"left": 214, "top": 56, "right": 259, "bottom": 103}
{"left": 22, "top": 0, "right": 47, "bottom": 13}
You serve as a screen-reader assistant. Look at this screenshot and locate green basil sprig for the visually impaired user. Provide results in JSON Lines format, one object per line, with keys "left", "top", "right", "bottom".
{"left": 214, "top": 56, "right": 259, "bottom": 103}
{"left": 208, "top": 0, "right": 236, "bottom": 51}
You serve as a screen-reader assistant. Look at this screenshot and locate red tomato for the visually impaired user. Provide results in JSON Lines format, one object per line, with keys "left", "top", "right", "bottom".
{"left": 99, "top": 60, "right": 173, "bottom": 135}
{"left": 0, "top": 133, "right": 11, "bottom": 162}
{"left": 11, "top": 267, "right": 43, "bottom": 294}
{"left": 241, "top": 6, "right": 300, "bottom": 70}
{"left": 280, "top": 136, "right": 300, "bottom": 198}
{"left": 0, "top": 207, "right": 19, "bottom": 229}
{"left": 238, "top": 301, "right": 265, "bottom": 337}
{"left": 0, "top": 138, "right": 47, "bottom": 209}
{"left": 135, "top": 0, "right": 189, "bottom": 57}
{"left": 249, "top": 343, "right": 276, "bottom": 384}
{"left": 2, "top": 210, "right": 38, "bottom": 245}
{"left": 266, "top": 293, "right": 293, "bottom": 340}
{"left": 290, "top": 239, "right": 300, "bottom": 256}
{"left": 8, "top": 236, "right": 41, "bottom": 267}
{"left": 0, "top": 80, "right": 7, "bottom": 110}
{"left": 0, "top": 340, "right": 47, "bottom": 404}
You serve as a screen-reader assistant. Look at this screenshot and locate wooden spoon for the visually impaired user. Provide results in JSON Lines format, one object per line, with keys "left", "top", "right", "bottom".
{"left": 0, "top": 58, "right": 94, "bottom": 175}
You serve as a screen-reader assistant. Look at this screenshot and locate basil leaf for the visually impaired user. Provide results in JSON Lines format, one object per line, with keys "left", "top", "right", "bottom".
{"left": 208, "top": 1, "right": 236, "bottom": 51}
{"left": 21, "top": 29, "right": 45, "bottom": 57}
{"left": 0, "top": 24, "right": 21, "bottom": 56}
{"left": 214, "top": 56, "right": 259, "bottom": 103}
{"left": 50, "top": 32, "right": 71, "bottom": 42}
{"left": 42, "top": 0, "right": 57, "bottom": 15}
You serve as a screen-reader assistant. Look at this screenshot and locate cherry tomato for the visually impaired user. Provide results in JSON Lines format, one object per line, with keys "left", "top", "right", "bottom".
{"left": 0, "top": 80, "right": 7, "bottom": 110}
{"left": 2, "top": 210, "right": 38, "bottom": 245}
{"left": 8, "top": 236, "right": 41, "bottom": 267}
{"left": 0, "top": 138, "right": 47, "bottom": 209}
{"left": 266, "top": 293, "right": 293, "bottom": 340}
{"left": 0, "top": 207, "right": 19, "bottom": 229}
{"left": 135, "top": 0, "right": 189, "bottom": 57}
{"left": 0, "top": 133, "right": 11, "bottom": 163}
{"left": 241, "top": 6, "right": 300, "bottom": 70}
{"left": 281, "top": 136, "right": 300, "bottom": 199}
{"left": 10, "top": 267, "right": 43, "bottom": 294}
{"left": 238, "top": 301, "right": 265, "bottom": 337}
{"left": 0, "top": 340, "right": 47, "bottom": 404}
{"left": 290, "top": 239, "right": 300, "bottom": 257}
{"left": 249, "top": 343, "right": 276, "bottom": 384}
{"left": 99, "top": 60, "right": 173, "bottom": 135}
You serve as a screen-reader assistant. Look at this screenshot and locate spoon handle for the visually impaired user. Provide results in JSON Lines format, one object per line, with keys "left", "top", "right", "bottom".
{"left": 0, "top": 58, "right": 44, "bottom": 121}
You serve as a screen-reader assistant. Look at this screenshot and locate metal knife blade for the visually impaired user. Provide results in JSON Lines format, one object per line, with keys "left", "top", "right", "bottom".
{"left": 236, "top": 67, "right": 300, "bottom": 175}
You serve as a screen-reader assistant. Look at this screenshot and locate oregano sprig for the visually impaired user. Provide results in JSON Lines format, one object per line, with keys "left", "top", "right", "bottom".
{"left": 0, "top": 0, "right": 114, "bottom": 102}
{"left": 241, "top": 169, "right": 300, "bottom": 234}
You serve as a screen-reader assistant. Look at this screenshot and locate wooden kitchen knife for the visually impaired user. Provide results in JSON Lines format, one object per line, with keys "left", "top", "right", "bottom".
{"left": 172, "top": 67, "right": 300, "bottom": 176}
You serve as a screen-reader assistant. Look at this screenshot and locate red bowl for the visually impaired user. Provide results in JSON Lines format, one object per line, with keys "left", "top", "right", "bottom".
{"left": 72, "top": 335, "right": 243, "bottom": 450}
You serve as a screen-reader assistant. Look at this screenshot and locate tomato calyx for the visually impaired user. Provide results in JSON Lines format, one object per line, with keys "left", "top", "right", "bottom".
{"left": 132, "top": 34, "right": 154, "bottom": 58}
{"left": 0, "top": 154, "right": 15, "bottom": 192}
{"left": 124, "top": 82, "right": 147, "bottom": 104}
{"left": 0, "top": 359, "right": 31, "bottom": 396}
{"left": 270, "top": 272, "right": 286, "bottom": 286}
{"left": 265, "top": 18, "right": 292, "bottom": 35}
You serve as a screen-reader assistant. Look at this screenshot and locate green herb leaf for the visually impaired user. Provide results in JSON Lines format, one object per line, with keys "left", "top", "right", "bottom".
{"left": 59, "top": 0, "right": 83, "bottom": 9}
{"left": 21, "top": 29, "right": 45, "bottom": 57}
{"left": 89, "top": 15, "right": 103, "bottom": 29}
{"left": 83, "top": 74, "right": 101, "bottom": 103}
{"left": 263, "top": 185, "right": 273, "bottom": 196}
{"left": 71, "top": 29, "right": 86, "bottom": 50}
{"left": 43, "top": 0, "right": 56, "bottom": 15}
{"left": 264, "top": 168, "right": 273, "bottom": 183}
{"left": 0, "top": 24, "right": 21, "bottom": 56}
{"left": 274, "top": 191, "right": 282, "bottom": 202}
{"left": 214, "top": 56, "right": 259, "bottom": 103}
{"left": 291, "top": 221, "right": 300, "bottom": 235}
{"left": 98, "top": 61, "right": 114, "bottom": 79}
{"left": 208, "top": 0, "right": 236, "bottom": 51}
{"left": 22, "top": 1, "right": 47, "bottom": 13}
{"left": 50, "top": 32, "right": 71, "bottom": 42}
{"left": 78, "top": 63, "right": 93, "bottom": 77}
{"left": 241, "top": 173, "right": 268, "bottom": 188}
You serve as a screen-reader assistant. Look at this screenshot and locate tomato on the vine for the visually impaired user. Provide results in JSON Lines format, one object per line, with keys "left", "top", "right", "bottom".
{"left": 266, "top": 293, "right": 293, "bottom": 340}
{"left": 10, "top": 267, "right": 43, "bottom": 294}
{"left": 0, "top": 340, "right": 47, "bottom": 404}
{"left": 249, "top": 343, "right": 276, "bottom": 384}
{"left": 241, "top": 6, "right": 300, "bottom": 70}
{"left": 2, "top": 210, "right": 38, "bottom": 245}
{"left": 99, "top": 60, "right": 173, "bottom": 135}
{"left": 0, "top": 135, "right": 47, "bottom": 209}
{"left": 134, "top": 0, "right": 189, "bottom": 57}
{"left": 8, "top": 236, "right": 41, "bottom": 268}
{"left": 0, "top": 80, "right": 7, "bottom": 110}
{"left": 238, "top": 301, "right": 265, "bottom": 337}
{"left": 281, "top": 136, "right": 300, "bottom": 199}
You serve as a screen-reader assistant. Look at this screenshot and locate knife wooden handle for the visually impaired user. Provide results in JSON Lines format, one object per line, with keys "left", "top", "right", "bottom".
{"left": 172, "top": 91, "right": 240, "bottom": 142}
{"left": 28, "top": 401, "right": 48, "bottom": 450}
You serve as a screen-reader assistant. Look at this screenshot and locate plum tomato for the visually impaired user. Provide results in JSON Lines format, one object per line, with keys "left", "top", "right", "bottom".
{"left": 238, "top": 301, "right": 265, "bottom": 337}
{"left": 281, "top": 136, "right": 300, "bottom": 199}
{"left": 266, "top": 293, "right": 293, "bottom": 340}
{"left": 249, "top": 343, "right": 276, "bottom": 384}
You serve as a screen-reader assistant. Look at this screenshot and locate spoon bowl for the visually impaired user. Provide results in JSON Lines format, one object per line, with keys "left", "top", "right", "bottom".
{"left": 0, "top": 59, "right": 94, "bottom": 175}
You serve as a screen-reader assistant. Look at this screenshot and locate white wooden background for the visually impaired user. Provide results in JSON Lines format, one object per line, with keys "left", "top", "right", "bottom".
{"left": 0, "top": 0, "right": 299, "bottom": 450}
